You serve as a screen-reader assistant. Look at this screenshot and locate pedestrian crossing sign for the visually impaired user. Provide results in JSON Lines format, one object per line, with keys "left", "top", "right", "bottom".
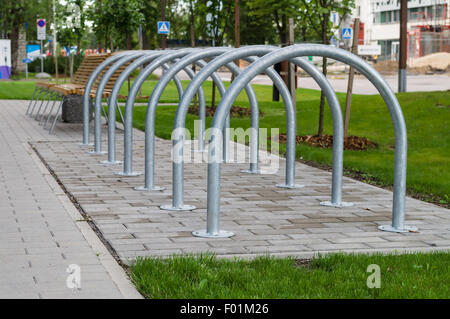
{"left": 342, "top": 28, "right": 352, "bottom": 39}
{"left": 157, "top": 21, "right": 170, "bottom": 35}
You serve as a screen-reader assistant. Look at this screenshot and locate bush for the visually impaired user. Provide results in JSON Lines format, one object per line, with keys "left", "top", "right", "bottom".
{"left": 29, "top": 55, "right": 84, "bottom": 75}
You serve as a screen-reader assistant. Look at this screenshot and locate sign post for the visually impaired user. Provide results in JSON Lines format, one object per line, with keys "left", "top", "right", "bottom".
{"left": 343, "top": 19, "right": 360, "bottom": 138}
{"left": 22, "top": 58, "right": 32, "bottom": 79}
{"left": 157, "top": 21, "right": 170, "bottom": 49}
{"left": 37, "top": 19, "right": 46, "bottom": 73}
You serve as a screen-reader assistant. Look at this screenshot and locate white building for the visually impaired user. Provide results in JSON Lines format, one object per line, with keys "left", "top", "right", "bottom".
{"left": 352, "top": 0, "right": 450, "bottom": 60}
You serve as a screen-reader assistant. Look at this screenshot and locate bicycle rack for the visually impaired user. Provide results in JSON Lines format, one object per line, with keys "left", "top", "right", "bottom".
{"left": 193, "top": 44, "right": 413, "bottom": 237}
{"left": 116, "top": 48, "right": 225, "bottom": 178}
{"left": 166, "top": 45, "right": 346, "bottom": 221}
{"left": 103, "top": 51, "right": 185, "bottom": 166}
{"left": 82, "top": 51, "right": 136, "bottom": 146}
{"left": 129, "top": 48, "right": 261, "bottom": 203}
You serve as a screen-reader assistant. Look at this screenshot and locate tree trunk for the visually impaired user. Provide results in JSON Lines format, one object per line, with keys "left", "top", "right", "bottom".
{"left": 272, "top": 63, "right": 281, "bottom": 101}
{"left": 317, "top": 12, "right": 329, "bottom": 137}
{"left": 211, "top": 83, "right": 216, "bottom": 110}
{"left": 317, "top": 58, "right": 327, "bottom": 136}
{"left": 190, "top": 15, "right": 197, "bottom": 110}
{"left": 142, "top": 29, "right": 150, "bottom": 49}
{"left": 126, "top": 33, "right": 132, "bottom": 50}
{"left": 10, "top": 27, "right": 19, "bottom": 75}
{"left": 273, "top": 16, "right": 288, "bottom": 101}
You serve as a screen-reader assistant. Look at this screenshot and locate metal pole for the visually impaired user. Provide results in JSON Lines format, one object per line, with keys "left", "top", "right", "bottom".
{"left": 53, "top": 0, "right": 58, "bottom": 83}
{"left": 40, "top": 93, "right": 57, "bottom": 125}
{"left": 40, "top": 40, "right": 44, "bottom": 73}
{"left": 398, "top": 0, "right": 407, "bottom": 92}
{"left": 43, "top": 93, "right": 60, "bottom": 129}
{"left": 26, "top": 87, "right": 38, "bottom": 115}
{"left": 344, "top": 18, "right": 360, "bottom": 138}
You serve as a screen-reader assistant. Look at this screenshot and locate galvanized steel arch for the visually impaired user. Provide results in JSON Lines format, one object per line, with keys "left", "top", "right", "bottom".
{"left": 82, "top": 51, "right": 136, "bottom": 145}
{"left": 137, "top": 47, "right": 262, "bottom": 195}
{"left": 198, "top": 44, "right": 411, "bottom": 238}
{"left": 118, "top": 48, "right": 228, "bottom": 177}
{"left": 91, "top": 52, "right": 151, "bottom": 154}
{"left": 102, "top": 51, "right": 199, "bottom": 165}
{"left": 167, "top": 45, "right": 344, "bottom": 213}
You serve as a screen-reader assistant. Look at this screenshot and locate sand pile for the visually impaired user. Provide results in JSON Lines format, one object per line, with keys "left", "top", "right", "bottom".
{"left": 411, "top": 52, "right": 450, "bottom": 71}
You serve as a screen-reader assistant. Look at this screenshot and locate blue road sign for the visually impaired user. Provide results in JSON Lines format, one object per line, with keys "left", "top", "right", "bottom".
{"left": 157, "top": 21, "right": 170, "bottom": 35}
{"left": 37, "top": 19, "right": 46, "bottom": 28}
{"left": 22, "top": 58, "right": 32, "bottom": 64}
{"left": 342, "top": 28, "right": 352, "bottom": 39}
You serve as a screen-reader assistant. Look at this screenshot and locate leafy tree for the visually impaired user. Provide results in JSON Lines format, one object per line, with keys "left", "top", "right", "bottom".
{"left": 300, "top": 0, "right": 355, "bottom": 136}
{"left": 57, "top": 0, "right": 87, "bottom": 50}
{"left": 223, "top": 0, "right": 277, "bottom": 45}
{"left": 247, "top": 0, "right": 302, "bottom": 45}
{"left": 139, "top": 0, "right": 160, "bottom": 49}
{"left": 89, "top": 0, "right": 144, "bottom": 50}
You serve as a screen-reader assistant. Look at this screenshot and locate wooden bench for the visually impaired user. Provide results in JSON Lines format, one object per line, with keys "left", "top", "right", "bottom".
{"left": 26, "top": 53, "right": 111, "bottom": 125}
{"left": 29, "top": 52, "right": 134, "bottom": 134}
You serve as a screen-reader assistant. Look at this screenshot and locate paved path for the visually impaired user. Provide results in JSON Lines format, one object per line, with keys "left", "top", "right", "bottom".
{"left": 154, "top": 68, "right": 450, "bottom": 94}
{"left": 0, "top": 100, "right": 141, "bottom": 298}
{"left": 6, "top": 101, "right": 446, "bottom": 263}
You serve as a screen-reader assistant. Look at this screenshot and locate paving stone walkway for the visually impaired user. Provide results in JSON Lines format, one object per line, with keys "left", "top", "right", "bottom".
{"left": 0, "top": 100, "right": 140, "bottom": 298}
{"left": 4, "top": 100, "right": 449, "bottom": 269}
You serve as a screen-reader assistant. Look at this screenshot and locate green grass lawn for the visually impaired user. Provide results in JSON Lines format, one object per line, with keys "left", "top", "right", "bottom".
{"left": 0, "top": 75, "right": 160, "bottom": 100}
{"left": 1, "top": 79, "right": 448, "bottom": 204}
{"left": 130, "top": 252, "right": 450, "bottom": 298}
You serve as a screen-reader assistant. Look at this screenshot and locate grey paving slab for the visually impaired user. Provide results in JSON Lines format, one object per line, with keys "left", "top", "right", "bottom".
{"left": 5, "top": 100, "right": 450, "bottom": 267}
{"left": 0, "top": 100, "right": 137, "bottom": 299}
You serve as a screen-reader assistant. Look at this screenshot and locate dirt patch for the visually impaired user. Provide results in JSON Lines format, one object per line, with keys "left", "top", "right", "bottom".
{"left": 188, "top": 105, "right": 263, "bottom": 118}
{"left": 277, "top": 134, "right": 378, "bottom": 151}
{"left": 373, "top": 53, "right": 450, "bottom": 75}
{"left": 411, "top": 52, "right": 450, "bottom": 71}
{"left": 294, "top": 258, "right": 313, "bottom": 269}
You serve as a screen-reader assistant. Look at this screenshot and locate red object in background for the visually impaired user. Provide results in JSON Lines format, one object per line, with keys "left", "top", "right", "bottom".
{"left": 358, "top": 22, "right": 364, "bottom": 45}
{"left": 350, "top": 21, "right": 365, "bottom": 44}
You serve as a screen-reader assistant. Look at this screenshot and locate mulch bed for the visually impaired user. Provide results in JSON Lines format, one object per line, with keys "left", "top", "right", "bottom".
{"left": 277, "top": 133, "right": 378, "bottom": 151}
{"left": 188, "top": 105, "right": 263, "bottom": 118}
{"left": 118, "top": 95, "right": 150, "bottom": 100}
